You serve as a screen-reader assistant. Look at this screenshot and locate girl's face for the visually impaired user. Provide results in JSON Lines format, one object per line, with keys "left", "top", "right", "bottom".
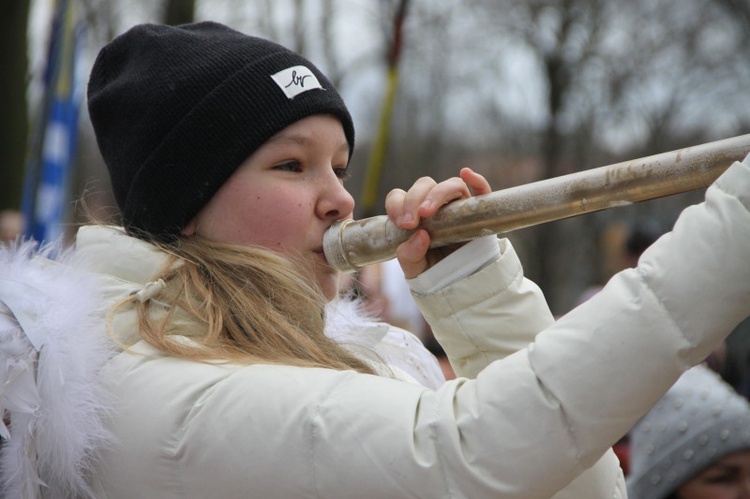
{"left": 677, "top": 450, "right": 750, "bottom": 499}
{"left": 183, "top": 114, "right": 354, "bottom": 300}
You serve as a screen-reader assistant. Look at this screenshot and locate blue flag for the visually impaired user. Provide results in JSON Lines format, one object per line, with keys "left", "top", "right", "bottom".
{"left": 21, "top": 0, "right": 84, "bottom": 243}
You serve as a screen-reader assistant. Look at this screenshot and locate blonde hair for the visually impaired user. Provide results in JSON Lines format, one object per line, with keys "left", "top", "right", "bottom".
{"left": 112, "top": 236, "right": 376, "bottom": 375}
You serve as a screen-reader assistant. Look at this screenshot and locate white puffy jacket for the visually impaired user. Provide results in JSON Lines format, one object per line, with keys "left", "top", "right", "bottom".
{"left": 2, "top": 157, "right": 748, "bottom": 498}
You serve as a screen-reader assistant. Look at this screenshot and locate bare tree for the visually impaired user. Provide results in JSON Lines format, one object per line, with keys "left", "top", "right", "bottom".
{"left": 457, "top": 0, "right": 750, "bottom": 312}
{"left": 372, "top": 2, "right": 499, "bottom": 206}
{"left": 716, "top": 0, "right": 750, "bottom": 38}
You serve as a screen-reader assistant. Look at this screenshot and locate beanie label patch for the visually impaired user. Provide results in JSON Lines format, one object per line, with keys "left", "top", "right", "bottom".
{"left": 271, "top": 65, "right": 323, "bottom": 99}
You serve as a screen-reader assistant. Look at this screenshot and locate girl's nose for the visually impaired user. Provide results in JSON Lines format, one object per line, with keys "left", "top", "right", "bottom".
{"left": 317, "top": 172, "right": 355, "bottom": 221}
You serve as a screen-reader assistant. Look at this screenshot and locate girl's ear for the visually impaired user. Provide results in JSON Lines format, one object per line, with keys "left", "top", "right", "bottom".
{"left": 182, "top": 219, "right": 197, "bottom": 236}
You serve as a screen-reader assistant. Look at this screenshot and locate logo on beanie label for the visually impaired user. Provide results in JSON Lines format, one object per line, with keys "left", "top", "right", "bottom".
{"left": 271, "top": 65, "right": 323, "bottom": 99}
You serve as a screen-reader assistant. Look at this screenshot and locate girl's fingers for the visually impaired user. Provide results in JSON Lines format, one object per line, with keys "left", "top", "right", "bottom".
{"left": 385, "top": 168, "right": 491, "bottom": 229}
{"left": 385, "top": 167, "right": 494, "bottom": 278}
{"left": 384, "top": 188, "right": 406, "bottom": 218}
{"left": 460, "top": 167, "right": 491, "bottom": 196}
{"left": 399, "top": 177, "right": 438, "bottom": 229}
{"left": 395, "top": 230, "right": 430, "bottom": 279}
{"left": 415, "top": 177, "right": 471, "bottom": 220}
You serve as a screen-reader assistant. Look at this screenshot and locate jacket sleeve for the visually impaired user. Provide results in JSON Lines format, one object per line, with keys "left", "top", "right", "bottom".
{"left": 524, "top": 156, "right": 750, "bottom": 465}
{"left": 392, "top": 157, "right": 750, "bottom": 497}
{"left": 412, "top": 237, "right": 554, "bottom": 379}
{"left": 411, "top": 226, "right": 627, "bottom": 499}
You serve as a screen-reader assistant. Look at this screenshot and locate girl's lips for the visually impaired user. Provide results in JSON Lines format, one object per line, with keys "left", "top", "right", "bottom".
{"left": 313, "top": 247, "right": 329, "bottom": 264}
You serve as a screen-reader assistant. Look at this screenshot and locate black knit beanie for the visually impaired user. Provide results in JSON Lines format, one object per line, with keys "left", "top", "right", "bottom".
{"left": 88, "top": 21, "right": 355, "bottom": 242}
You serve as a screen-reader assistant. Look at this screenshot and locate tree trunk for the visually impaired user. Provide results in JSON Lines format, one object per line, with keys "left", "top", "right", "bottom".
{"left": 163, "top": 0, "right": 195, "bottom": 26}
{"left": 0, "top": 1, "right": 31, "bottom": 211}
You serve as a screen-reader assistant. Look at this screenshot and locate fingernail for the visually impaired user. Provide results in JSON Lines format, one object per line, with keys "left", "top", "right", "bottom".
{"left": 420, "top": 200, "right": 432, "bottom": 211}
{"left": 402, "top": 212, "right": 414, "bottom": 225}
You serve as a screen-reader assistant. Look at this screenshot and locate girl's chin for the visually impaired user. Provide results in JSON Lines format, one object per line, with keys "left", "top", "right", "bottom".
{"left": 320, "top": 282, "right": 339, "bottom": 302}
{"left": 316, "top": 272, "right": 341, "bottom": 302}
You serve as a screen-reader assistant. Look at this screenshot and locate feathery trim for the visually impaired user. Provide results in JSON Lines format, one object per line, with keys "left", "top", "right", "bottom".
{"left": 0, "top": 239, "right": 116, "bottom": 498}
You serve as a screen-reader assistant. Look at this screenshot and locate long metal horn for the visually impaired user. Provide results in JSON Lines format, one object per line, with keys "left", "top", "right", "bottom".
{"left": 324, "top": 134, "right": 750, "bottom": 272}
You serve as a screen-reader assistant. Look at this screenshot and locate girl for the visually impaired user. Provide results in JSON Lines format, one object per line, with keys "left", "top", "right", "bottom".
{"left": 1, "top": 21, "right": 749, "bottom": 499}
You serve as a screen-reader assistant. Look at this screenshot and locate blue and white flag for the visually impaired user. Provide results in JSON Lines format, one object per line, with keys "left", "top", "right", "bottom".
{"left": 22, "top": 0, "right": 84, "bottom": 243}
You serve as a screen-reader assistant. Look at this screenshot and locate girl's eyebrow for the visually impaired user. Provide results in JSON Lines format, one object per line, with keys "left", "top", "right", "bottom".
{"left": 267, "top": 133, "right": 310, "bottom": 146}
{"left": 267, "top": 133, "right": 349, "bottom": 154}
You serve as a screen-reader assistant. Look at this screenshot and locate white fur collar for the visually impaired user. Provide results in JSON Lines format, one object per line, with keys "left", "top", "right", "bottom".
{"left": 326, "top": 297, "right": 445, "bottom": 388}
{"left": 0, "top": 240, "right": 115, "bottom": 498}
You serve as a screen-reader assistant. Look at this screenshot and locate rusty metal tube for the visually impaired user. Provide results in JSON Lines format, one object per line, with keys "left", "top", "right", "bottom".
{"left": 324, "top": 134, "right": 750, "bottom": 272}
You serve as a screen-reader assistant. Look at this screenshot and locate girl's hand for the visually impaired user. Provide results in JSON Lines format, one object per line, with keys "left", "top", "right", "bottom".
{"left": 384, "top": 167, "right": 491, "bottom": 279}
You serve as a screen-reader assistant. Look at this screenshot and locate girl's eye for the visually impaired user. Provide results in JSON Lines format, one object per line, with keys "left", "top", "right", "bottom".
{"left": 274, "top": 161, "right": 302, "bottom": 172}
{"left": 334, "top": 168, "right": 350, "bottom": 181}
